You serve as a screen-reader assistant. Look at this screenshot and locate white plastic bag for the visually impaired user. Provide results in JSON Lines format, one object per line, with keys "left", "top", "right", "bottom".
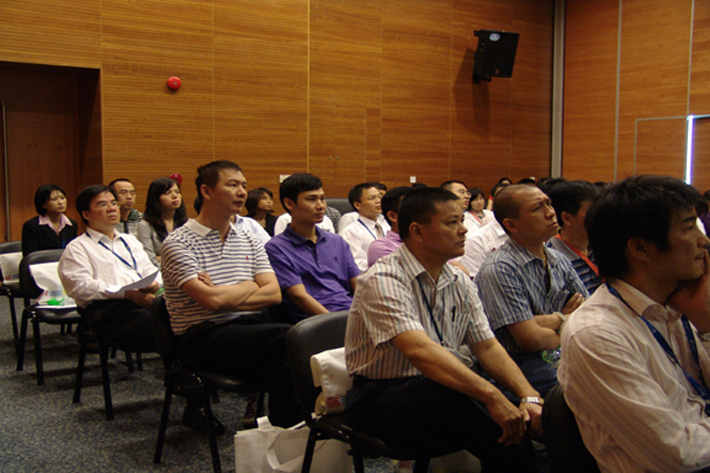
{"left": 29, "top": 262, "right": 76, "bottom": 308}
{"left": 234, "top": 417, "right": 352, "bottom": 473}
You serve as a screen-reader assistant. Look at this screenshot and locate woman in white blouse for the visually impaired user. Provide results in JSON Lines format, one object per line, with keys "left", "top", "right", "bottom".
{"left": 137, "top": 177, "right": 187, "bottom": 267}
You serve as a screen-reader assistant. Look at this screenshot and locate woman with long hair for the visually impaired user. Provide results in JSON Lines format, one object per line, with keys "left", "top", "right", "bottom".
{"left": 245, "top": 187, "right": 277, "bottom": 236}
{"left": 22, "top": 184, "right": 78, "bottom": 256}
{"left": 137, "top": 177, "right": 187, "bottom": 266}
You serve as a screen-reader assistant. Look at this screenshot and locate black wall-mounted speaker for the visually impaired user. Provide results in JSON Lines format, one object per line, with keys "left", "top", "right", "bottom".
{"left": 473, "top": 30, "right": 519, "bottom": 84}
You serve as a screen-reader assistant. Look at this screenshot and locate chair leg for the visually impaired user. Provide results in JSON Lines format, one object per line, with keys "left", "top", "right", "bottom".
{"left": 32, "top": 317, "right": 44, "bottom": 385}
{"left": 351, "top": 450, "right": 366, "bottom": 473}
{"left": 99, "top": 345, "right": 114, "bottom": 420}
{"left": 125, "top": 352, "right": 135, "bottom": 373}
{"left": 16, "top": 308, "right": 29, "bottom": 371}
{"left": 301, "top": 429, "right": 319, "bottom": 473}
{"left": 135, "top": 352, "right": 143, "bottom": 371}
{"left": 111, "top": 346, "right": 117, "bottom": 359}
{"left": 73, "top": 332, "right": 88, "bottom": 403}
{"left": 8, "top": 296, "right": 18, "bottom": 353}
{"left": 60, "top": 323, "right": 65, "bottom": 335}
{"left": 154, "top": 378, "right": 174, "bottom": 464}
{"left": 202, "top": 389, "right": 222, "bottom": 473}
{"left": 255, "top": 391, "right": 266, "bottom": 417}
{"left": 412, "top": 459, "right": 430, "bottom": 473}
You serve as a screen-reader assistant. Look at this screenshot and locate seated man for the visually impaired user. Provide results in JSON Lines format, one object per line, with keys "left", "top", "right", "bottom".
{"left": 161, "top": 160, "right": 300, "bottom": 430}
{"left": 108, "top": 178, "right": 143, "bottom": 237}
{"left": 546, "top": 179, "right": 602, "bottom": 294}
{"left": 272, "top": 211, "right": 335, "bottom": 236}
{"left": 340, "top": 182, "right": 390, "bottom": 270}
{"left": 265, "top": 173, "right": 360, "bottom": 321}
{"left": 366, "top": 186, "right": 412, "bottom": 267}
{"left": 559, "top": 175, "right": 710, "bottom": 473}
{"left": 193, "top": 192, "right": 271, "bottom": 245}
{"left": 440, "top": 180, "right": 478, "bottom": 234}
{"left": 460, "top": 217, "right": 508, "bottom": 278}
{"left": 338, "top": 182, "right": 388, "bottom": 233}
{"left": 345, "top": 187, "right": 542, "bottom": 473}
{"left": 476, "top": 184, "right": 588, "bottom": 399}
{"left": 58, "top": 185, "right": 159, "bottom": 354}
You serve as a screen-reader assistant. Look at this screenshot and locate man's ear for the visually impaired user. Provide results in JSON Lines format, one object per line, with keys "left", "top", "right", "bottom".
{"left": 199, "top": 184, "right": 211, "bottom": 201}
{"left": 502, "top": 217, "right": 518, "bottom": 234}
{"left": 353, "top": 200, "right": 361, "bottom": 212}
{"left": 408, "top": 222, "right": 424, "bottom": 243}
{"left": 626, "top": 236, "right": 653, "bottom": 263}
{"left": 561, "top": 210, "right": 574, "bottom": 227}
{"left": 81, "top": 210, "right": 91, "bottom": 223}
{"left": 386, "top": 210, "right": 398, "bottom": 225}
{"left": 283, "top": 197, "right": 296, "bottom": 213}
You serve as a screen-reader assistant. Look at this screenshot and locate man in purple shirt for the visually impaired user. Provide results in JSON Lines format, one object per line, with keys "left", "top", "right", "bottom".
{"left": 265, "top": 173, "right": 360, "bottom": 322}
{"left": 367, "top": 186, "right": 412, "bottom": 267}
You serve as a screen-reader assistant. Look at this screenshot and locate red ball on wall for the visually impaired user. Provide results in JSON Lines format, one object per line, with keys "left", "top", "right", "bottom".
{"left": 167, "top": 76, "right": 182, "bottom": 91}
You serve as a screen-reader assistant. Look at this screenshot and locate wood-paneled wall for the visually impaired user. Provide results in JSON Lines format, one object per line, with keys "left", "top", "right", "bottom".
{"left": 0, "top": 0, "right": 554, "bottom": 220}
{"left": 564, "top": 0, "right": 710, "bottom": 191}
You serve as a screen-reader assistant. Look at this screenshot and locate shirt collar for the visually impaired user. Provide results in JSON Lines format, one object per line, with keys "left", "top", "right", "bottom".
{"left": 611, "top": 279, "right": 681, "bottom": 324}
{"left": 398, "top": 243, "right": 457, "bottom": 290}
{"left": 357, "top": 215, "right": 378, "bottom": 229}
{"left": 38, "top": 213, "right": 72, "bottom": 228}
{"left": 283, "top": 225, "right": 325, "bottom": 245}
{"left": 86, "top": 226, "right": 124, "bottom": 245}
{"left": 185, "top": 218, "right": 236, "bottom": 239}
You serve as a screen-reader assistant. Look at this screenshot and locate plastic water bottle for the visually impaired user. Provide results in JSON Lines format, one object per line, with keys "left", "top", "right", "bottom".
{"left": 542, "top": 345, "right": 561, "bottom": 364}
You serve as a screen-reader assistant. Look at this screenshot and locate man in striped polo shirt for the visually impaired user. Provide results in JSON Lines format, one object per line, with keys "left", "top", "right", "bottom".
{"left": 161, "top": 160, "right": 300, "bottom": 433}
{"left": 345, "top": 187, "right": 541, "bottom": 473}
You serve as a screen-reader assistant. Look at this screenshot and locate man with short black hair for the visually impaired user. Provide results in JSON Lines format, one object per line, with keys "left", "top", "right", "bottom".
{"left": 546, "top": 180, "right": 602, "bottom": 294}
{"left": 161, "top": 160, "right": 300, "bottom": 431}
{"left": 108, "top": 178, "right": 143, "bottom": 237}
{"left": 367, "top": 186, "right": 412, "bottom": 267}
{"left": 58, "top": 185, "right": 159, "bottom": 354}
{"left": 559, "top": 175, "right": 710, "bottom": 473}
{"left": 345, "top": 187, "right": 541, "bottom": 473}
{"left": 265, "top": 173, "right": 359, "bottom": 321}
{"left": 340, "top": 182, "right": 390, "bottom": 270}
{"left": 476, "top": 184, "right": 588, "bottom": 399}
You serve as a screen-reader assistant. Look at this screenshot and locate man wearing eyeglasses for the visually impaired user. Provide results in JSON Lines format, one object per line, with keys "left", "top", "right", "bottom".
{"left": 340, "top": 182, "right": 390, "bottom": 271}
{"left": 109, "top": 178, "right": 143, "bottom": 237}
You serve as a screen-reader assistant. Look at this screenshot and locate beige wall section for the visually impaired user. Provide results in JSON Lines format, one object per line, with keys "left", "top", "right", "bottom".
{"left": 564, "top": 0, "right": 710, "bottom": 191}
{"left": 0, "top": 0, "right": 554, "bottom": 217}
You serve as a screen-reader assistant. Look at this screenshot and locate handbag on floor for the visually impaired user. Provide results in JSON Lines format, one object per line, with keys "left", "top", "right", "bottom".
{"left": 234, "top": 416, "right": 352, "bottom": 473}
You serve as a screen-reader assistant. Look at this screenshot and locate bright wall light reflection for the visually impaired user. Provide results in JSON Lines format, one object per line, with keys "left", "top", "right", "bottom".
{"left": 686, "top": 115, "right": 695, "bottom": 185}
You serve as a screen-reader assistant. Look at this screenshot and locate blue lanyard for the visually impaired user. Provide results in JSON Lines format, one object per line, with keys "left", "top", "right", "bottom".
{"left": 417, "top": 279, "right": 444, "bottom": 344}
{"left": 607, "top": 282, "right": 710, "bottom": 415}
{"left": 358, "top": 219, "right": 378, "bottom": 240}
{"left": 91, "top": 234, "right": 141, "bottom": 277}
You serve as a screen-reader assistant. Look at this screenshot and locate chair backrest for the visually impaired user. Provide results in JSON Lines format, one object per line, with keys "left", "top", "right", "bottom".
{"left": 0, "top": 241, "right": 22, "bottom": 255}
{"left": 542, "top": 384, "right": 600, "bottom": 473}
{"left": 326, "top": 198, "right": 354, "bottom": 216}
{"left": 19, "top": 249, "right": 65, "bottom": 300}
{"left": 286, "top": 311, "right": 350, "bottom": 422}
{"left": 149, "top": 294, "right": 178, "bottom": 370}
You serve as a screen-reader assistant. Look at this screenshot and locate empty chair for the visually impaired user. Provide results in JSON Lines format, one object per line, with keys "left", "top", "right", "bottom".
{"left": 542, "top": 384, "right": 600, "bottom": 473}
{"left": 0, "top": 240, "right": 22, "bottom": 350}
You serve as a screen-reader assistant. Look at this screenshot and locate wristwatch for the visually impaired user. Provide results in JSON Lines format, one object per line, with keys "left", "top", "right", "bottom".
{"left": 520, "top": 396, "right": 544, "bottom": 406}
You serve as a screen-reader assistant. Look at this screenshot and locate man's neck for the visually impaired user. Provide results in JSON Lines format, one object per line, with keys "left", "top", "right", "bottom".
{"left": 512, "top": 236, "right": 546, "bottom": 259}
{"left": 289, "top": 219, "right": 318, "bottom": 243}
{"left": 120, "top": 208, "right": 131, "bottom": 221}
{"left": 559, "top": 228, "right": 589, "bottom": 255}
{"left": 89, "top": 225, "right": 116, "bottom": 240}
{"left": 405, "top": 242, "right": 444, "bottom": 282}
{"left": 195, "top": 209, "right": 232, "bottom": 241}
{"left": 359, "top": 213, "right": 376, "bottom": 223}
{"left": 620, "top": 272, "right": 676, "bottom": 306}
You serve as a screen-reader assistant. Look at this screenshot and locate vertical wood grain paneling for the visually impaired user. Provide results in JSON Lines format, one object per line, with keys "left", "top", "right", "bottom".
{"left": 214, "top": 0, "right": 308, "bottom": 208}
{"left": 0, "top": 0, "right": 100, "bottom": 68}
{"left": 101, "top": 0, "right": 215, "bottom": 216}
{"left": 563, "top": 0, "right": 619, "bottom": 182}
{"left": 635, "top": 118, "right": 686, "bottom": 179}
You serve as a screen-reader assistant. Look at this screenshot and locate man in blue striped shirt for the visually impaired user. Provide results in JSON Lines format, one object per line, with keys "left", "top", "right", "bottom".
{"left": 161, "top": 161, "right": 300, "bottom": 432}
{"left": 477, "top": 184, "right": 588, "bottom": 400}
{"left": 345, "top": 187, "right": 541, "bottom": 473}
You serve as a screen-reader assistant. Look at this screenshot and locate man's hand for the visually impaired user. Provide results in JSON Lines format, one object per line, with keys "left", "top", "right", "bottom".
{"left": 485, "top": 394, "right": 527, "bottom": 446}
{"left": 125, "top": 289, "right": 155, "bottom": 308}
{"left": 561, "top": 293, "right": 584, "bottom": 315}
{"left": 519, "top": 401, "right": 543, "bottom": 437}
{"left": 139, "top": 281, "right": 160, "bottom": 294}
{"left": 197, "top": 271, "right": 215, "bottom": 287}
{"left": 669, "top": 251, "right": 710, "bottom": 331}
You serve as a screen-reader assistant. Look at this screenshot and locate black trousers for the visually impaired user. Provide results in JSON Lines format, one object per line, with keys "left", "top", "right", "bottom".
{"left": 345, "top": 376, "right": 536, "bottom": 473}
{"left": 86, "top": 299, "right": 158, "bottom": 353}
{"left": 177, "top": 314, "right": 301, "bottom": 428}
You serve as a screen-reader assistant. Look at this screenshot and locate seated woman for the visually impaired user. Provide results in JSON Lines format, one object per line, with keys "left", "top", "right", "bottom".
{"left": 137, "top": 177, "right": 187, "bottom": 267}
{"left": 465, "top": 187, "right": 494, "bottom": 232}
{"left": 245, "top": 187, "right": 278, "bottom": 236}
{"left": 22, "top": 184, "right": 78, "bottom": 256}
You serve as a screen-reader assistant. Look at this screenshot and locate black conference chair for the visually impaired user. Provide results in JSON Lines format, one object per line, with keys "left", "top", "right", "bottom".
{"left": 15, "top": 249, "right": 82, "bottom": 385}
{"left": 150, "top": 295, "right": 264, "bottom": 473}
{"left": 325, "top": 198, "right": 354, "bottom": 216}
{"left": 286, "top": 311, "right": 464, "bottom": 473}
{"left": 542, "top": 384, "right": 600, "bottom": 473}
{"left": 0, "top": 241, "right": 23, "bottom": 350}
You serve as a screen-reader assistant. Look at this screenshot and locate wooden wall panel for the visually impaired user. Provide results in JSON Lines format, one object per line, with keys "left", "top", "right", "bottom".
{"left": 563, "top": 0, "right": 619, "bottom": 182}
{"left": 635, "top": 118, "right": 686, "bottom": 179}
{"left": 0, "top": 0, "right": 100, "bottom": 68}
{"left": 691, "top": 117, "right": 710, "bottom": 193}
{"left": 101, "top": 0, "right": 215, "bottom": 217}
{"left": 690, "top": 1, "right": 710, "bottom": 115}
{"left": 215, "top": 0, "right": 308, "bottom": 209}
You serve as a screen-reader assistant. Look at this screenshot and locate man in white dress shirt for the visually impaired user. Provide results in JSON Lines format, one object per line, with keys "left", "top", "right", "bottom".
{"left": 340, "top": 182, "right": 390, "bottom": 270}
{"left": 559, "top": 175, "right": 710, "bottom": 473}
{"left": 59, "top": 185, "right": 160, "bottom": 353}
